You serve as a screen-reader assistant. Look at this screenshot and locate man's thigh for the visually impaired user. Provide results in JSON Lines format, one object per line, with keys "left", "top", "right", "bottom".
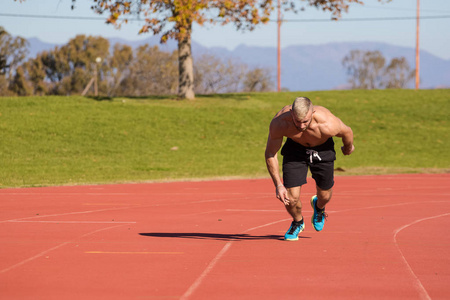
{"left": 310, "top": 161, "right": 335, "bottom": 190}
{"left": 282, "top": 159, "right": 308, "bottom": 188}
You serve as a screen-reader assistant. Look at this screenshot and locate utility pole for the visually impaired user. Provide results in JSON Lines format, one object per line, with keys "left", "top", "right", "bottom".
{"left": 415, "top": 0, "right": 420, "bottom": 90}
{"left": 277, "top": 0, "right": 281, "bottom": 92}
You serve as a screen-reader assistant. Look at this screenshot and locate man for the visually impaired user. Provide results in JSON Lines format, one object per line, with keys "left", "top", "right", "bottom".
{"left": 265, "top": 97, "right": 354, "bottom": 241}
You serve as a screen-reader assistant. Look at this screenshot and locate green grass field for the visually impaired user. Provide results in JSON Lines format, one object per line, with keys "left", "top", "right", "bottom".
{"left": 1, "top": 89, "right": 449, "bottom": 188}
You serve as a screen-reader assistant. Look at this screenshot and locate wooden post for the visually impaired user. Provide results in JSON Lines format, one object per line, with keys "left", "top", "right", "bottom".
{"left": 81, "top": 78, "right": 95, "bottom": 96}
{"left": 94, "top": 63, "right": 98, "bottom": 96}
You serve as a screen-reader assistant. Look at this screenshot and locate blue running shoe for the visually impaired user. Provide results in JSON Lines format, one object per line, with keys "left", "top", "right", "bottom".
{"left": 310, "top": 195, "right": 328, "bottom": 232}
{"left": 284, "top": 220, "right": 305, "bottom": 241}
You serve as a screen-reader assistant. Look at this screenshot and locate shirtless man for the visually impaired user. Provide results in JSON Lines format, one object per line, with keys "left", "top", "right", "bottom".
{"left": 265, "top": 96, "right": 354, "bottom": 241}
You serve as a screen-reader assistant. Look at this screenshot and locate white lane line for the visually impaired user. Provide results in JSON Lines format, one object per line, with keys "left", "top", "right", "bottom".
{"left": 180, "top": 218, "right": 290, "bottom": 300}
{"left": 179, "top": 242, "right": 233, "bottom": 300}
{"left": 85, "top": 251, "right": 183, "bottom": 255}
{"left": 7, "top": 220, "right": 136, "bottom": 224}
{"left": 393, "top": 212, "right": 450, "bottom": 300}
{"left": 0, "top": 206, "right": 139, "bottom": 224}
{"left": 331, "top": 201, "right": 449, "bottom": 215}
{"left": 0, "top": 196, "right": 254, "bottom": 224}
{"left": 226, "top": 209, "right": 292, "bottom": 212}
{"left": 181, "top": 201, "right": 449, "bottom": 299}
{"left": 0, "top": 224, "right": 126, "bottom": 274}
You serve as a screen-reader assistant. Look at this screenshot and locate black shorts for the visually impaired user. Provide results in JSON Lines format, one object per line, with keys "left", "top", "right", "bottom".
{"left": 281, "top": 137, "right": 336, "bottom": 190}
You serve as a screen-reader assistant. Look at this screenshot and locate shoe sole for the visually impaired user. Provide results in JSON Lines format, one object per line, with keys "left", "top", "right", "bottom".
{"left": 310, "top": 195, "right": 322, "bottom": 232}
{"left": 284, "top": 224, "right": 305, "bottom": 241}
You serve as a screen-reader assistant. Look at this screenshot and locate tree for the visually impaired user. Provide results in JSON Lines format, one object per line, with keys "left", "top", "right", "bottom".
{"left": 243, "top": 67, "right": 273, "bottom": 92}
{"left": 118, "top": 45, "right": 178, "bottom": 96}
{"left": 63, "top": 35, "right": 110, "bottom": 71}
{"left": 36, "top": 35, "right": 110, "bottom": 95}
{"left": 59, "top": 67, "right": 90, "bottom": 95}
{"left": 193, "top": 53, "right": 275, "bottom": 94}
{"left": 23, "top": 56, "right": 48, "bottom": 95}
{"left": 342, "top": 50, "right": 385, "bottom": 89}
{"left": 107, "top": 43, "right": 133, "bottom": 97}
{"left": 39, "top": 49, "right": 70, "bottom": 85}
{"left": 382, "top": 57, "right": 415, "bottom": 89}
{"left": 0, "top": 75, "right": 12, "bottom": 96}
{"left": 194, "top": 53, "right": 247, "bottom": 94}
{"left": 73, "top": 0, "right": 375, "bottom": 99}
{"left": 9, "top": 66, "right": 33, "bottom": 96}
{"left": 342, "top": 50, "right": 415, "bottom": 90}
{"left": 0, "top": 26, "right": 29, "bottom": 95}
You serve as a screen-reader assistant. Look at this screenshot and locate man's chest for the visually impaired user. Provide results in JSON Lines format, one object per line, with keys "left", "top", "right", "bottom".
{"left": 287, "top": 127, "right": 330, "bottom": 147}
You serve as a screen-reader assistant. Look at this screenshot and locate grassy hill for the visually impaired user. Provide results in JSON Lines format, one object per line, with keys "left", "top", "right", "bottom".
{"left": 1, "top": 89, "right": 449, "bottom": 188}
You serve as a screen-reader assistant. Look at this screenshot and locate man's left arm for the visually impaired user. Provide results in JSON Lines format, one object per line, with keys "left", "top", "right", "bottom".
{"left": 335, "top": 118, "right": 354, "bottom": 155}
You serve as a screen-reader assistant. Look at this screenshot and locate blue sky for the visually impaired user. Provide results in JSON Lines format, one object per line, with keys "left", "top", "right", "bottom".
{"left": 2, "top": 0, "right": 450, "bottom": 59}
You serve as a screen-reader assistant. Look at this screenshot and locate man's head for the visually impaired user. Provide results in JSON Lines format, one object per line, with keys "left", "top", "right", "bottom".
{"left": 291, "top": 97, "right": 313, "bottom": 132}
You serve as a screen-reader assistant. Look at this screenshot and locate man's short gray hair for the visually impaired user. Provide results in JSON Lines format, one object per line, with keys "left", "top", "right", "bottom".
{"left": 292, "top": 97, "right": 313, "bottom": 119}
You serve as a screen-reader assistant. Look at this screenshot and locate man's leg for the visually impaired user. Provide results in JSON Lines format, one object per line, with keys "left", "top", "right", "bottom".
{"left": 310, "top": 187, "right": 331, "bottom": 232}
{"left": 282, "top": 158, "right": 307, "bottom": 241}
{"left": 283, "top": 186, "right": 305, "bottom": 241}
{"left": 285, "top": 186, "right": 303, "bottom": 222}
{"left": 309, "top": 160, "right": 334, "bottom": 231}
{"left": 316, "top": 186, "right": 332, "bottom": 210}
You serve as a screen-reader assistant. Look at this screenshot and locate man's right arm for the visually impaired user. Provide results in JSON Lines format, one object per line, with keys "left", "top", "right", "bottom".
{"left": 265, "top": 133, "right": 283, "bottom": 187}
{"left": 265, "top": 129, "right": 290, "bottom": 205}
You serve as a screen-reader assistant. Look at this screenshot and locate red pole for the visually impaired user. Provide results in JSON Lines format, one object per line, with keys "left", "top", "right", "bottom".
{"left": 277, "top": 0, "right": 281, "bottom": 92}
{"left": 415, "top": 0, "right": 420, "bottom": 90}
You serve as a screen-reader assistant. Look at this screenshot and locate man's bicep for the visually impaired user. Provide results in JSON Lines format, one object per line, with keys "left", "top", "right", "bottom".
{"left": 330, "top": 116, "right": 351, "bottom": 138}
{"left": 335, "top": 119, "right": 352, "bottom": 138}
{"left": 265, "top": 133, "right": 283, "bottom": 158}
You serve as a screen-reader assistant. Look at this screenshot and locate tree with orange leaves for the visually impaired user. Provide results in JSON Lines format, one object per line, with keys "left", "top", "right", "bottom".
{"left": 74, "top": 0, "right": 384, "bottom": 99}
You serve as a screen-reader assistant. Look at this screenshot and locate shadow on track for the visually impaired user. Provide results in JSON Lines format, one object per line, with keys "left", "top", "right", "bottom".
{"left": 139, "top": 232, "right": 311, "bottom": 241}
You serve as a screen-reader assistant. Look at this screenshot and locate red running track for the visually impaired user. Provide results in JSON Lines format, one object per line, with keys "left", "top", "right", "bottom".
{"left": 0, "top": 174, "right": 449, "bottom": 299}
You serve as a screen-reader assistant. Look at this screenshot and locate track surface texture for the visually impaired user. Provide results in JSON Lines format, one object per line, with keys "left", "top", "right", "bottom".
{"left": 1, "top": 174, "right": 449, "bottom": 299}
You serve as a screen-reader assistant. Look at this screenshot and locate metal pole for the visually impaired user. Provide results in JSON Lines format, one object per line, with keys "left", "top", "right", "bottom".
{"left": 277, "top": 0, "right": 281, "bottom": 92}
{"left": 415, "top": 0, "right": 420, "bottom": 90}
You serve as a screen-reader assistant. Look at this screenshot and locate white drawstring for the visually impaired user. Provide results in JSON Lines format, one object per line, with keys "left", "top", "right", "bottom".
{"left": 306, "top": 149, "right": 322, "bottom": 163}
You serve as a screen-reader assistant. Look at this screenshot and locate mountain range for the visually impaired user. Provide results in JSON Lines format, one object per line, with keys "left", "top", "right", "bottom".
{"left": 27, "top": 36, "right": 450, "bottom": 91}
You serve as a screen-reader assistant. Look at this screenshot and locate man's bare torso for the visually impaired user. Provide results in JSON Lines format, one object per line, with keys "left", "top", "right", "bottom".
{"left": 271, "top": 105, "right": 337, "bottom": 148}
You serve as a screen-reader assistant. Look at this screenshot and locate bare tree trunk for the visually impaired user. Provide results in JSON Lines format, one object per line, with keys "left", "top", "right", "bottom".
{"left": 177, "top": 29, "right": 195, "bottom": 100}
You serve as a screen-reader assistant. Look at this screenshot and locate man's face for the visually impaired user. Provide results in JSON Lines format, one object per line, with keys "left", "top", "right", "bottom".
{"left": 291, "top": 108, "right": 313, "bottom": 132}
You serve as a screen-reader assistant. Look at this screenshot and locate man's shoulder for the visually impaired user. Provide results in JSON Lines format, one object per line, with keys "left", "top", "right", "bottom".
{"left": 314, "top": 105, "right": 332, "bottom": 115}
{"left": 314, "top": 106, "right": 336, "bottom": 122}
{"left": 313, "top": 106, "right": 342, "bottom": 136}
{"left": 276, "top": 105, "right": 292, "bottom": 116}
{"left": 269, "top": 106, "right": 292, "bottom": 136}
{"left": 271, "top": 106, "right": 291, "bottom": 125}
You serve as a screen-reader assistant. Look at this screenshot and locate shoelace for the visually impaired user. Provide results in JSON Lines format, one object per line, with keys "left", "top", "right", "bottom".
{"left": 316, "top": 210, "right": 328, "bottom": 222}
{"left": 288, "top": 222, "right": 301, "bottom": 234}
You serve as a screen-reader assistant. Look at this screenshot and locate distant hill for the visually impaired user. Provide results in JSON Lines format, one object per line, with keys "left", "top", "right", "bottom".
{"left": 27, "top": 36, "right": 450, "bottom": 91}
{"left": 27, "top": 38, "right": 59, "bottom": 57}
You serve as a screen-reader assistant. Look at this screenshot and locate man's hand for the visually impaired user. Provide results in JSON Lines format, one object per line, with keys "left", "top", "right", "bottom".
{"left": 276, "top": 184, "right": 290, "bottom": 205}
{"left": 341, "top": 144, "right": 355, "bottom": 155}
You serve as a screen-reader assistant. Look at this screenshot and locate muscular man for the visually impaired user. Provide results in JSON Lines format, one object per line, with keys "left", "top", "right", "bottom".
{"left": 265, "top": 97, "right": 354, "bottom": 241}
